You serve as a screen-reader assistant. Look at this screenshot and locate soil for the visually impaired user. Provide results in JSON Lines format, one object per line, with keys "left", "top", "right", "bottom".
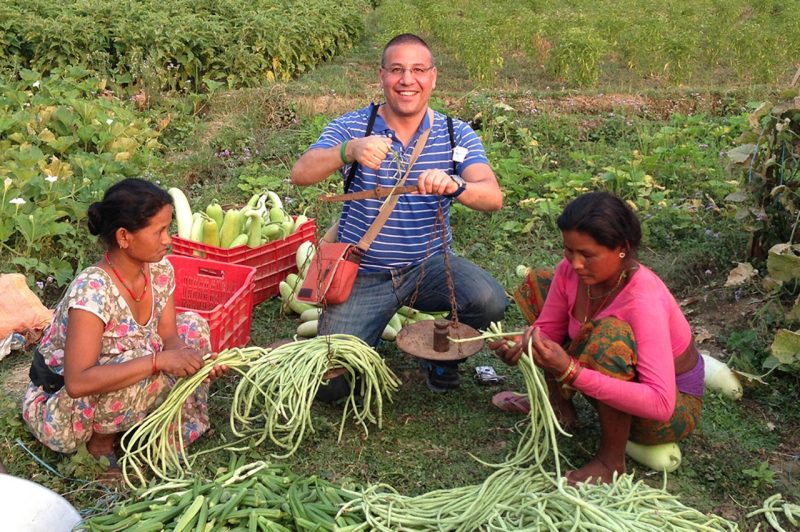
{"left": 1, "top": 358, "right": 29, "bottom": 396}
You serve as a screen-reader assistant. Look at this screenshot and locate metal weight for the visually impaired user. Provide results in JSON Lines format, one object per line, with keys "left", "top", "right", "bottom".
{"left": 396, "top": 319, "right": 484, "bottom": 361}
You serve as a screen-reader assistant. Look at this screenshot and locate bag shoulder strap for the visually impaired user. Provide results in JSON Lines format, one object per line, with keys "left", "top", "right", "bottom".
{"left": 357, "top": 109, "right": 434, "bottom": 250}
{"left": 343, "top": 102, "right": 379, "bottom": 194}
{"left": 446, "top": 115, "right": 457, "bottom": 174}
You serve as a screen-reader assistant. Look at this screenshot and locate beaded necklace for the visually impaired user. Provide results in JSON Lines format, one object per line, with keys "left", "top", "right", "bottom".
{"left": 104, "top": 252, "right": 148, "bottom": 302}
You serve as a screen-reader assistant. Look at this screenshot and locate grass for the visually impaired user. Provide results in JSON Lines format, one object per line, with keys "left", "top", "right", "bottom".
{"left": 1, "top": 3, "right": 799, "bottom": 530}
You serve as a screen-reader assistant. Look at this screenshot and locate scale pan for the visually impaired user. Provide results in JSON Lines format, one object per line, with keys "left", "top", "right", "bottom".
{"left": 396, "top": 320, "right": 484, "bottom": 361}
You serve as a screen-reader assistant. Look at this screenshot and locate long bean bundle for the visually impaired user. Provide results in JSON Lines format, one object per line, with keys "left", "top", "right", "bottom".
{"left": 119, "top": 347, "right": 262, "bottom": 488}
{"left": 230, "top": 334, "right": 401, "bottom": 458}
{"left": 348, "top": 323, "right": 739, "bottom": 531}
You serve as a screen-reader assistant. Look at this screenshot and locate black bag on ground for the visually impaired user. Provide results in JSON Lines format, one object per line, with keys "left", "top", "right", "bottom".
{"left": 29, "top": 346, "right": 65, "bottom": 394}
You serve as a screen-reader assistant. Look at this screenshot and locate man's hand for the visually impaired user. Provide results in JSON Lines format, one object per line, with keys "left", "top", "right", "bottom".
{"left": 416, "top": 169, "right": 459, "bottom": 196}
{"left": 347, "top": 136, "right": 392, "bottom": 170}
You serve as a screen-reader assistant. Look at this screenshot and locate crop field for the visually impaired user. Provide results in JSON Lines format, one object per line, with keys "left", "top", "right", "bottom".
{"left": 0, "top": 0, "right": 798, "bottom": 530}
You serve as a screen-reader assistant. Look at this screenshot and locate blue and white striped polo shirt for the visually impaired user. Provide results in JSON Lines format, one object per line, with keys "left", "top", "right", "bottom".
{"left": 309, "top": 105, "right": 489, "bottom": 271}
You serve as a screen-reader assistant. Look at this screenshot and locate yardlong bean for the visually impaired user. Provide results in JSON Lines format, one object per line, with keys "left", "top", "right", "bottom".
{"left": 746, "top": 493, "right": 800, "bottom": 531}
{"left": 229, "top": 335, "right": 401, "bottom": 458}
{"left": 349, "top": 322, "right": 741, "bottom": 531}
{"left": 120, "top": 347, "right": 262, "bottom": 488}
{"left": 120, "top": 336, "right": 399, "bottom": 487}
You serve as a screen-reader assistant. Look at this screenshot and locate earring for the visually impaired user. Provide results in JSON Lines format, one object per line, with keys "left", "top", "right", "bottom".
{"left": 619, "top": 252, "right": 626, "bottom": 258}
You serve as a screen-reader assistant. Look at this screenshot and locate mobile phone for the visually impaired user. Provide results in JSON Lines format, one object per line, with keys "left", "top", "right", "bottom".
{"left": 474, "top": 365, "right": 506, "bottom": 385}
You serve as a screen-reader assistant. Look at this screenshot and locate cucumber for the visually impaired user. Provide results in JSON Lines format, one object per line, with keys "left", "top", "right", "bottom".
{"left": 296, "top": 320, "right": 318, "bottom": 337}
{"left": 299, "top": 307, "right": 322, "bottom": 322}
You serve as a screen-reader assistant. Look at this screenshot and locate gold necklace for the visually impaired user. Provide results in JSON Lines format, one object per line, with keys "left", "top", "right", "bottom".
{"left": 584, "top": 268, "right": 631, "bottom": 322}
{"left": 586, "top": 269, "right": 628, "bottom": 301}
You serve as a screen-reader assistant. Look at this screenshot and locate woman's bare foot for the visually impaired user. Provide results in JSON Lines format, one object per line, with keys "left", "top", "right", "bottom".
{"left": 86, "top": 432, "right": 117, "bottom": 459}
{"left": 87, "top": 432, "right": 122, "bottom": 481}
{"left": 566, "top": 456, "right": 625, "bottom": 485}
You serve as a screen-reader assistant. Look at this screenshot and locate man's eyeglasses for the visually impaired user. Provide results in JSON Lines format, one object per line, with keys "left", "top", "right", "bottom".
{"left": 382, "top": 66, "right": 435, "bottom": 77}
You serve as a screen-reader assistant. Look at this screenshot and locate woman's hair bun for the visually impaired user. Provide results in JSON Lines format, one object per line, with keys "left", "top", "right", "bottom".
{"left": 86, "top": 202, "right": 103, "bottom": 236}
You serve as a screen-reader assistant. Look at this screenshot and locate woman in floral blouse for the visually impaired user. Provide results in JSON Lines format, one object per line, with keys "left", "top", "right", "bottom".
{"left": 22, "top": 178, "right": 226, "bottom": 474}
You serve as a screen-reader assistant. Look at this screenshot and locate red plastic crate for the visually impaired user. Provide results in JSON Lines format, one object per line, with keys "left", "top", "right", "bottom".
{"left": 170, "top": 218, "right": 316, "bottom": 306}
{"left": 167, "top": 255, "right": 256, "bottom": 352}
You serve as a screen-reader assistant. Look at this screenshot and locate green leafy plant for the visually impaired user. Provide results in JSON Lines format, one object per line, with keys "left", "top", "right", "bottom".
{"left": 545, "top": 27, "right": 606, "bottom": 87}
{"left": 725, "top": 96, "right": 800, "bottom": 259}
{"left": 57, "top": 443, "right": 108, "bottom": 479}
{"left": 0, "top": 67, "right": 163, "bottom": 288}
{"left": 742, "top": 461, "right": 776, "bottom": 490}
{"left": 0, "top": 0, "right": 370, "bottom": 93}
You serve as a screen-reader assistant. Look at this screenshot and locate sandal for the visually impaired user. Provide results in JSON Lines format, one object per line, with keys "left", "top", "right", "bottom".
{"left": 491, "top": 391, "right": 531, "bottom": 414}
{"left": 564, "top": 470, "right": 581, "bottom": 487}
{"left": 92, "top": 452, "right": 123, "bottom": 483}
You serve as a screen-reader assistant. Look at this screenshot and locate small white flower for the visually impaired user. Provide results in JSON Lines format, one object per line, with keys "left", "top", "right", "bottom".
{"left": 106, "top": 118, "right": 113, "bottom": 125}
{"left": 32, "top": 81, "right": 40, "bottom": 88}
{"left": 3, "top": 177, "right": 11, "bottom": 191}
{"left": 36, "top": 281, "right": 44, "bottom": 290}
{"left": 10, "top": 197, "right": 25, "bottom": 205}
{"left": 45, "top": 174, "right": 58, "bottom": 183}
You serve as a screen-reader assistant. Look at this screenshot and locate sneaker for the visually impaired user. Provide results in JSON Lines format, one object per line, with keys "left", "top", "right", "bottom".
{"left": 419, "top": 359, "right": 460, "bottom": 393}
{"left": 315, "top": 373, "right": 364, "bottom": 404}
{"left": 315, "top": 374, "right": 352, "bottom": 404}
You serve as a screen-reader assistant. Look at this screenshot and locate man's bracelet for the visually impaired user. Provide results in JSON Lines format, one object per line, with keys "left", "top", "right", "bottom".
{"left": 339, "top": 141, "right": 350, "bottom": 164}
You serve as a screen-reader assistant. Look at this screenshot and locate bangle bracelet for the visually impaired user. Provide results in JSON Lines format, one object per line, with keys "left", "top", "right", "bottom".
{"left": 339, "top": 141, "right": 349, "bottom": 164}
{"left": 151, "top": 351, "right": 159, "bottom": 375}
{"left": 564, "top": 362, "right": 582, "bottom": 385}
{"left": 555, "top": 358, "right": 575, "bottom": 383}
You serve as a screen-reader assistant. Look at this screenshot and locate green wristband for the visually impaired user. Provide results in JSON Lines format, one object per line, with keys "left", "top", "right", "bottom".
{"left": 339, "top": 141, "right": 349, "bottom": 164}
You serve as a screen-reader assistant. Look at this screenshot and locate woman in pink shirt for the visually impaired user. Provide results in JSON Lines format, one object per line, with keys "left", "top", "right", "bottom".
{"left": 491, "top": 192, "right": 704, "bottom": 484}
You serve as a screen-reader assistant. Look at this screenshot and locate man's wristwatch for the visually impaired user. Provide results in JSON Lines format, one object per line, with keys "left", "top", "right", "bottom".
{"left": 447, "top": 174, "right": 467, "bottom": 198}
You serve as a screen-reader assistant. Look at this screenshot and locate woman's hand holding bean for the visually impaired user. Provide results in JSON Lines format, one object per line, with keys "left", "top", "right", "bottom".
{"left": 204, "top": 352, "right": 229, "bottom": 383}
{"left": 529, "top": 327, "right": 571, "bottom": 376}
{"left": 489, "top": 327, "right": 534, "bottom": 366}
{"left": 157, "top": 347, "right": 205, "bottom": 378}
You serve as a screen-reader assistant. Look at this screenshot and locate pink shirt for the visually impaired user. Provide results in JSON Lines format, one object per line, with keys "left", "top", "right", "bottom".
{"left": 535, "top": 259, "right": 692, "bottom": 421}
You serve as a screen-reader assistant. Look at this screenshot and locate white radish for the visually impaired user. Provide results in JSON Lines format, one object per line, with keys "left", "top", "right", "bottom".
{"left": 702, "top": 354, "right": 743, "bottom": 400}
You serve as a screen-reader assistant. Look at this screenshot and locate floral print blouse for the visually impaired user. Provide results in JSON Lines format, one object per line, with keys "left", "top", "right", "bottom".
{"left": 38, "top": 257, "right": 175, "bottom": 374}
